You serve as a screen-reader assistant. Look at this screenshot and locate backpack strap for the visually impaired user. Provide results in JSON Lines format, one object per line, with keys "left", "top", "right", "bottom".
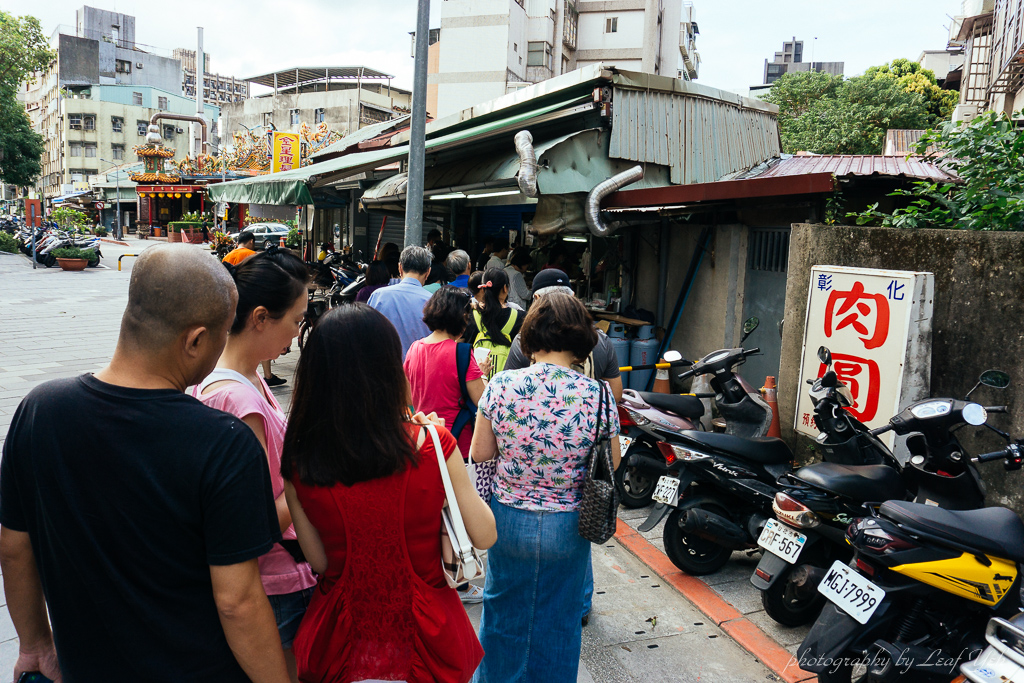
{"left": 451, "top": 342, "right": 477, "bottom": 440}
{"left": 499, "top": 308, "right": 518, "bottom": 341}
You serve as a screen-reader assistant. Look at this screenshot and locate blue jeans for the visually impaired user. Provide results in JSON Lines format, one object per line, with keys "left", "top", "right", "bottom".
{"left": 473, "top": 499, "right": 590, "bottom": 683}
{"left": 268, "top": 587, "right": 312, "bottom": 649}
{"left": 583, "top": 551, "right": 593, "bottom": 617}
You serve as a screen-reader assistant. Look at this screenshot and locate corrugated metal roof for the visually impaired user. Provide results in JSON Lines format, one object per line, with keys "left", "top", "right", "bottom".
{"left": 609, "top": 88, "right": 781, "bottom": 185}
{"left": 756, "top": 155, "right": 959, "bottom": 183}
{"left": 311, "top": 115, "right": 410, "bottom": 160}
{"left": 883, "top": 129, "right": 935, "bottom": 156}
{"left": 244, "top": 66, "right": 393, "bottom": 87}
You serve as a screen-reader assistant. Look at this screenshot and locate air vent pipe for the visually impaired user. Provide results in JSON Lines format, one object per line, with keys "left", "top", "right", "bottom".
{"left": 514, "top": 130, "right": 538, "bottom": 197}
{"left": 585, "top": 165, "right": 644, "bottom": 237}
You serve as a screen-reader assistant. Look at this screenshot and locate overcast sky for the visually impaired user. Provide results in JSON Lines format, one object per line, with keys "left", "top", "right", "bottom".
{"left": 7, "top": 0, "right": 964, "bottom": 95}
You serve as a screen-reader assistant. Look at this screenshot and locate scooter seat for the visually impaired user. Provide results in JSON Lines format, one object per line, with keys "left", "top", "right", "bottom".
{"left": 795, "top": 463, "right": 906, "bottom": 504}
{"left": 679, "top": 430, "right": 792, "bottom": 464}
{"left": 636, "top": 392, "right": 705, "bottom": 419}
{"left": 880, "top": 500, "right": 1024, "bottom": 563}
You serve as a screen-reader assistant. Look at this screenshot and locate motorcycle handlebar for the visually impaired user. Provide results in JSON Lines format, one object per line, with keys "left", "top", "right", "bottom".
{"left": 678, "top": 368, "right": 696, "bottom": 381}
{"left": 869, "top": 424, "right": 893, "bottom": 436}
{"left": 974, "top": 449, "right": 1012, "bottom": 463}
{"left": 986, "top": 406, "right": 1009, "bottom": 414}
{"left": 744, "top": 347, "right": 761, "bottom": 356}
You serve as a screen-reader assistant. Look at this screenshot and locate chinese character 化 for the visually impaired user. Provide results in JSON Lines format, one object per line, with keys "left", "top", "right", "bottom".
{"left": 817, "top": 274, "right": 832, "bottom": 291}
{"left": 825, "top": 281, "right": 890, "bottom": 350}
{"left": 886, "top": 280, "right": 905, "bottom": 301}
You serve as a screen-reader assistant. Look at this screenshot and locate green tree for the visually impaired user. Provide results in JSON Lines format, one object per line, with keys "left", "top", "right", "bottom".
{"left": 765, "top": 71, "right": 933, "bottom": 154}
{"left": 866, "top": 58, "right": 958, "bottom": 121}
{"left": 0, "top": 91, "right": 44, "bottom": 186}
{"left": 0, "top": 11, "right": 54, "bottom": 93}
{"left": 851, "top": 111, "right": 1024, "bottom": 231}
{"left": 51, "top": 206, "right": 89, "bottom": 229}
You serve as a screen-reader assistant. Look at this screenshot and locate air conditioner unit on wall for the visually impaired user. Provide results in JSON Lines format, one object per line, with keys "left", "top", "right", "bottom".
{"left": 176, "top": 127, "right": 184, "bottom": 133}
{"left": 136, "top": 62, "right": 143, "bottom": 69}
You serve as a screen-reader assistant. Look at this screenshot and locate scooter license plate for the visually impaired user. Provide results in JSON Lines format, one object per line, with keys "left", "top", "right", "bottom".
{"left": 618, "top": 435, "right": 633, "bottom": 454}
{"left": 756, "top": 519, "right": 807, "bottom": 564}
{"left": 817, "top": 560, "right": 884, "bottom": 625}
{"left": 652, "top": 476, "right": 680, "bottom": 506}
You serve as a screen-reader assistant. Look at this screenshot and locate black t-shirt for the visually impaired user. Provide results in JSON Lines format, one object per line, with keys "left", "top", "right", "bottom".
{"left": 0, "top": 375, "right": 280, "bottom": 682}
{"left": 505, "top": 328, "right": 622, "bottom": 379}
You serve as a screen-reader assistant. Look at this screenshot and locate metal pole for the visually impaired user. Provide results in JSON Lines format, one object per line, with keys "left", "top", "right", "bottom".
{"left": 405, "top": 0, "right": 430, "bottom": 248}
{"left": 196, "top": 28, "right": 204, "bottom": 159}
{"left": 115, "top": 166, "right": 122, "bottom": 240}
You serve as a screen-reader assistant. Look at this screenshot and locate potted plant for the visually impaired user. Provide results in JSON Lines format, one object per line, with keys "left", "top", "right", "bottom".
{"left": 51, "top": 246, "right": 91, "bottom": 271}
{"left": 137, "top": 223, "right": 151, "bottom": 240}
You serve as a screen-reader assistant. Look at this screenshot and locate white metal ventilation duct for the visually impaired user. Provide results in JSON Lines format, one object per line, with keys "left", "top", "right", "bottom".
{"left": 585, "top": 165, "right": 644, "bottom": 237}
{"left": 514, "top": 130, "right": 538, "bottom": 198}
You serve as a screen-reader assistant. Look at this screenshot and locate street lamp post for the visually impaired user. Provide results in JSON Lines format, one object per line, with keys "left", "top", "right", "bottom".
{"left": 100, "top": 158, "right": 122, "bottom": 240}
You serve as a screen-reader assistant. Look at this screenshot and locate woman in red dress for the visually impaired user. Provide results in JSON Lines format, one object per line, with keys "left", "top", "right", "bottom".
{"left": 282, "top": 304, "right": 496, "bottom": 683}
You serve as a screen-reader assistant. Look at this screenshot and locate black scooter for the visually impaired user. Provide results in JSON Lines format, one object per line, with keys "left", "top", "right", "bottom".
{"left": 752, "top": 355, "right": 1011, "bottom": 628}
{"left": 637, "top": 334, "right": 795, "bottom": 575}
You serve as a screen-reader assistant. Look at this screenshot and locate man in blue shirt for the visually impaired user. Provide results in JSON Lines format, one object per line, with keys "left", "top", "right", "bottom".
{"left": 368, "top": 245, "right": 433, "bottom": 359}
{"left": 445, "top": 249, "right": 472, "bottom": 289}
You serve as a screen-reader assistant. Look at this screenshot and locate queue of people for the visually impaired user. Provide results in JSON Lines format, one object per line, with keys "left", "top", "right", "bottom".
{"left": 0, "top": 236, "right": 621, "bottom": 683}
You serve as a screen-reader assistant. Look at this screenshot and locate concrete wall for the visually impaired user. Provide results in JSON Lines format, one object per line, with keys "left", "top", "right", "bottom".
{"left": 633, "top": 222, "right": 749, "bottom": 362}
{"left": 220, "top": 87, "right": 397, "bottom": 138}
{"left": 779, "top": 223, "right": 1024, "bottom": 511}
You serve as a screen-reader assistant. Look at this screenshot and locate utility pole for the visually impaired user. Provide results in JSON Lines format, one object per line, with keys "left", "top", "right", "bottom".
{"left": 405, "top": 0, "right": 430, "bottom": 248}
{"left": 100, "top": 158, "right": 122, "bottom": 240}
{"left": 196, "top": 28, "right": 205, "bottom": 158}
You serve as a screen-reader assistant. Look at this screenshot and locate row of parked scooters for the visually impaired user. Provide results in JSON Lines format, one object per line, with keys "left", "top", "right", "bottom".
{"left": 614, "top": 317, "right": 1024, "bottom": 682}
{"left": 7, "top": 221, "right": 103, "bottom": 268}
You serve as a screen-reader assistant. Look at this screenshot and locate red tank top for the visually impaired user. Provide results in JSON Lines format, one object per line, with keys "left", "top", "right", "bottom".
{"left": 291, "top": 424, "right": 483, "bottom": 683}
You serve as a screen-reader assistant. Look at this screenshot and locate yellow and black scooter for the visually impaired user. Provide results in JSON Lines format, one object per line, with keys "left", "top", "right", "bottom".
{"left": 797, "top": 437, "right": 1024, "bottom": 683}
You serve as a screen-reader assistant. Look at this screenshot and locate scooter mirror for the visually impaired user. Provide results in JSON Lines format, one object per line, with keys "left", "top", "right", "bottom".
{"left": 663, "top": 350, "right": 683, "bottom": 363}
{"left": 963, "top": 402, "right": 988, "bottom": 426}
{"left": 817, "top": 346, "right": 833, "bottom": 367}
{"left": 980, "top": 370, "right": 1011, "bottom": 389}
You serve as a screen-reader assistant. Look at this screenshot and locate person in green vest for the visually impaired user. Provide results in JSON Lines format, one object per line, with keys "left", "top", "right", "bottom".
{"left": 462, "top": 268, "right": 522, "bottom": 379}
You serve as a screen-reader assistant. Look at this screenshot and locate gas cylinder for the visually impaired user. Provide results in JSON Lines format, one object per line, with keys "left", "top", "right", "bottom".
{"left": 628, "top": 336, "right": 660, "bottom": 390}
{"left": 606, "top": 323, "right": 631, "bottom": 385}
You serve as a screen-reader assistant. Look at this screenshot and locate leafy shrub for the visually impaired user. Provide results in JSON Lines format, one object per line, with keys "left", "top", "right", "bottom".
{"left": 0, "top": 232, "right": 17, "bottom": 253}
{"left": 51, "top": 246, "right": 89, "bottom": 260}
{"left": 286, "top": 228, "right": 300, "bottom": 248}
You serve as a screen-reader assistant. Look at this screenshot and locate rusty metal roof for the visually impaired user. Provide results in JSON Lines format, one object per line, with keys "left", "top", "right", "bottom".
{"left": 756, "top": 155, "right": 959, "bottom": 183}
{"left": 883, "top": 129, "right": 934, "bottom": 156}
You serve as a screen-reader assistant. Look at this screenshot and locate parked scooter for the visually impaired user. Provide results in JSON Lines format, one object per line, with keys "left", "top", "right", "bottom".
{"left": 960, "top": 613, "right": 1024, "bottom": 683}
{"left": 636, "top": 320, "right": 803, "bottom": 575}
{"left": 796, "top": 430, "right": 1023, "bottom": 682}
{"left": 616, "top": 317, "right": 764, "bottom": 508}
{"left": 615, "top": 352, "right": 704, "bottom": 507}
{"left": 751, "top": 348, "right": 1010, "bottom": 627}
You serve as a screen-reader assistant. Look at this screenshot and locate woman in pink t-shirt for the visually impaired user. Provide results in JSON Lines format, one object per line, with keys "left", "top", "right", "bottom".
{"left": 193, "top": 248, "right": 315, "bottom": 682}
{"left": 405, "top": 286, "right": 486, "bottom": 459}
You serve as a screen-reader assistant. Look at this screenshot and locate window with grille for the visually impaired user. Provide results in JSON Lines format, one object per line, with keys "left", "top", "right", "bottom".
{"left": 290, "top": 109, "right": 300, "bottom": 125}
{"left": 69, "top": 114, "right": 83, "bottom": 130}
{"left": 112, "top": 145, "right": 124, "bottom": 160}
{"left": 133, "top": 91, "right": 143, "bottom": 105}
{"left": 84, "top": 144, "right": 97, "bottom": 158}
{"left": 158, "top": 96, "right": 168, "bottom": 110}
{"left": 163, "top": 124, "right": 175, "bottom": 140}
{"left": 111, "top": 116, "right": 123, "bottom": 133}
{"left": 137, "top": 120, "right": 148, "bottom": 136}
{"left": 115, "top": 59, "right": 131, "bottom": 74}
{"left": 747, "top": 229, "right": 790, "bottom": 272}
{"left": 83, "top": 115, "right": 95, "bottom": 131}
{"left": 314, "top": 108, "right": 325, "bottom": 123}
{"left": 563, "top": 0, "right": 578, "bottom": 49}
{"left": 69, "top": 143, "right": 82, "bottom": 157}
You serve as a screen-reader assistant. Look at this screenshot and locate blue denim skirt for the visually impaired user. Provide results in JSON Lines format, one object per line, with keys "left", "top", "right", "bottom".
{"left": 473, "top": 499, "right": 590, "bottom": 683}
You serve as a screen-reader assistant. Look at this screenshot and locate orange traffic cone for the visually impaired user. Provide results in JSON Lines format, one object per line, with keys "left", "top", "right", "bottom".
{"left": 761, "top": 376, "right": 782, "bottom": 438}
{"left": 279, "top": 235, "right": 286, "bottom": 248}
{"left": 653, "top": 360, "right": 671, "bottom": 394}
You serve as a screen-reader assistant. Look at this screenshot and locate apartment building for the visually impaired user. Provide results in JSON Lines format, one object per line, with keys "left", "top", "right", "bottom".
{"left": 18, "top": 6, "right": 194, "bottom": 201}
{"left": 945, "top": 0, "right": 1024, "bottom": 122}
{"left": 172, "top": 48, "right": 248, "bottom": 105}
{"left": 220, "top": 67, "right": 411, "bottom": 142}
{"left": 430, "top": 0, "right": 699, "bottom": 118}
{"left": 29, "top": 85, "right": 218, "bottom": 200}
{"left": 749, "top": 37, "right": 843, "bottom": 98}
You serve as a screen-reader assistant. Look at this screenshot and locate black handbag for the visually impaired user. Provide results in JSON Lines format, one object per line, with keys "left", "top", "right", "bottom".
{"left": 578, "top": 382, "right": 619, "bottom": 544}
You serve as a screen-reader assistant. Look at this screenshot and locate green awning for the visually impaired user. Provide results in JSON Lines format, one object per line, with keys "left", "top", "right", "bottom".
{"left": 207, "top": 96, "right": 589, "bottom": 206}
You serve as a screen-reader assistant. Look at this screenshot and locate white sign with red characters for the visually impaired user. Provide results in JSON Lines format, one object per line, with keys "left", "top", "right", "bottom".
{"left": 795, "top": 266, "right": 934, "bottom": 444}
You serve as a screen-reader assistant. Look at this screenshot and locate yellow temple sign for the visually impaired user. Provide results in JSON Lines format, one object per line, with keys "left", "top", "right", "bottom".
{"left": 271, "top": 132, "right": 301, "bottom": 173}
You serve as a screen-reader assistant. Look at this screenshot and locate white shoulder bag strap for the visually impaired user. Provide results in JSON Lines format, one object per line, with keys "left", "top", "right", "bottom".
{"left": 426, "top": 423, "right": 480, "bottom": 577}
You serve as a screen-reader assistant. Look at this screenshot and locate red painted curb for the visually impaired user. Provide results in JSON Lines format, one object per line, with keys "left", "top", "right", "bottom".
{"left": 614, "top": 518, "right": 817, "bottom": 683}
{"left": 99, "top": 238, "right": 130, "bottom": 246}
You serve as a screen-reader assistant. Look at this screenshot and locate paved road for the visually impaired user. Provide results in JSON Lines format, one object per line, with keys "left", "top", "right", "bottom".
{"left": 0, "top": 241, "right": 776, "bottom": 681}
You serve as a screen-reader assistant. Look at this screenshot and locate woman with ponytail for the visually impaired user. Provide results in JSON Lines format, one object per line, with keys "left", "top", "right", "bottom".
{"left": 192, "top": 247, "right": 314, "bottom": 682}
{"left": 462, "top": 267, "right": 522, "bottom": 379}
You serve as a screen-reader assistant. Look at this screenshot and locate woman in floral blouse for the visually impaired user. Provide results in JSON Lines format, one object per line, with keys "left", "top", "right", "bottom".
{"left": 469, "top": 292, "right": 620, "bottom": 683}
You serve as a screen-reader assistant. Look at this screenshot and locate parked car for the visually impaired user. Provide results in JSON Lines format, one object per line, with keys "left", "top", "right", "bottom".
{"left": 228, "top": 223, "right": 291, "bottom": 250}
